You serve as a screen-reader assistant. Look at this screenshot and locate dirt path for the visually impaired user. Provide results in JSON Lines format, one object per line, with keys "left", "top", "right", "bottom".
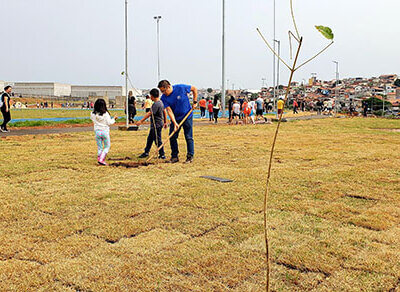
{"left": 0, "top": 115, "right": 331, "bottom": 137}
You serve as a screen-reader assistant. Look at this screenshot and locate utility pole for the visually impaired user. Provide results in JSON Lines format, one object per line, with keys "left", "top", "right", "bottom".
{"left": 154, "top": 16, "right": 162, "bottom": 82}
{"left": 262, "top": 78, "right": 266, "bottom": 88}
{"left": 274, "top": 40, "right": 280, "bottom": 116}
{"left": 333, "top": 61, "right": 339, "bottom": 115}
{"left": 221, "top": 0, "right": 226, "bottom": 117}
{"left": 272, "top": 0, "right": 276, "bottom": 114}
{"left": 125, "top": 0, "right": 129, "bottom": 127}
{"left": 383, "top": 83, "right": 386, "bottom": 117}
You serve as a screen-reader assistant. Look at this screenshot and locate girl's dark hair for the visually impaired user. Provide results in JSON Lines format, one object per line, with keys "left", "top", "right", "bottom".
{"left": 93, "top": 99, "right": 109, "bottom": 116}
{"left": 213, "top": 95, "right": 219, "bottom": 106}
{"left": 4, "top": 85, "right": 12, "bottom": 91}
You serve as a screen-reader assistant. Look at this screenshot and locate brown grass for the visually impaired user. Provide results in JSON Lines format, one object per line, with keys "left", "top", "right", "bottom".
{"left": 0, "top": 117, "right": 399, "bottom": 291}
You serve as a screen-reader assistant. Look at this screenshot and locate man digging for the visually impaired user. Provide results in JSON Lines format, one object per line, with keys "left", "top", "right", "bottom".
{"left": 158, "top": 80, "right": 197, "bottom": 164}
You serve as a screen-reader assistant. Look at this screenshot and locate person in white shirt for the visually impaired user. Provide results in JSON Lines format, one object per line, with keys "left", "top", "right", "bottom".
{"left": 212, "top": 96, "right": 222, "bottom": 124}
{"left": 90, "top": 99, "right": 117, "bottom": 165}
{"left": 231, "top": 99, "right": 241, "bottom": 125}
{"left": 249, "top": 98, "right": 256, "bottom": 124}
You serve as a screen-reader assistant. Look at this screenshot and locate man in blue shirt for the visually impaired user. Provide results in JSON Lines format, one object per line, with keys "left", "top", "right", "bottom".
{"left": 158, "top": 80, "right": 198, "bottom": 163}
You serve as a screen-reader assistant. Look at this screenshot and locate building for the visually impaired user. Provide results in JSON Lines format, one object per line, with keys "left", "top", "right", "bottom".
{"left": 71, "top": 85, "right": 141, "bottom": 99}
{"left": 71, "top": 85, "right": 124, "bottom": 99}
{"left": 13, "top": 82, "right": 71, "bottom": 97}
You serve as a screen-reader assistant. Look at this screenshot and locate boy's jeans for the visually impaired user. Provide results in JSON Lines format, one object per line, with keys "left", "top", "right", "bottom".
{"left": 145, "top": 126, "right": 165, "bottom": 156}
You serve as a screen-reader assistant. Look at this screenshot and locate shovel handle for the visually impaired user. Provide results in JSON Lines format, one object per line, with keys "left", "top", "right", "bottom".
{"left": 146, "top": 108, "right": 194, "bottom": 163}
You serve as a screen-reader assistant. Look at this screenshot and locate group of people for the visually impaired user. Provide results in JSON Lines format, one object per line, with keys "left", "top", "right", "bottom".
{"left": 197, "top": 95, "right": 284, "bottom": 125}
{"left": 91, "top": 80, "right": 197, "bottom": 166}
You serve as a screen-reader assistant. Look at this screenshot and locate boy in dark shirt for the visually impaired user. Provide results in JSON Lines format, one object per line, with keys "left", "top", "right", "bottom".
{"left": 136, "top": 88, "right": 167, "bottom": 159}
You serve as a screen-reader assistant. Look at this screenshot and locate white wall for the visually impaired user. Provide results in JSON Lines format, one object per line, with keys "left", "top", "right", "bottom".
{"left": 71, "top": 86, "right": 124, "bottom": 99}
{"left": 13, "top": 82, "right": 71, "bottom": 97}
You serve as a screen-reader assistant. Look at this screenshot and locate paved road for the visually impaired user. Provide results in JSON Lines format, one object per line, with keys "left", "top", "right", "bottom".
{"left": 0, "top": 115, "right": 331, "bottom": 137}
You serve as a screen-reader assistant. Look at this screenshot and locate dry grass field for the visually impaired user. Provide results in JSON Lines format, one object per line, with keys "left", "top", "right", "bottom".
{"left": 0, "top": 117, "right": 399, "bottom": 291}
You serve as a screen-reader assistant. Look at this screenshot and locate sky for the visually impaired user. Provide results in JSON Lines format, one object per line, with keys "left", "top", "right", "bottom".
{"left": 1, "top": 0, "right": 399, "bottom": 89}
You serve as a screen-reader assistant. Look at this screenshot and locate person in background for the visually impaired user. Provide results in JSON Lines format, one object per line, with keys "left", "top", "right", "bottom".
{"left": 1, "top": 86, "right": 12, "bottom": 133}
{"left": 256, "top": 95, "right": 264, "bottom": 120}
{"left": 277, "top": 97, "right": 285, "bottom": 116}
{"left": 143, "top": 95, "right": 153, "bottom": 113}
{"left": 213, "top": 95, "right": 221, "bottom": 124}
{"left": 248, "top": 97, "right": 256, "bottom": 124}
{"left": 242, "top": 98, "right": 250, "bottom": 124}
{"left": 90, "top": 99, "right": 117, "bottom": 166}
{"left": 207, "top": 99, "right": 214, "bottom": 121}
{"left": 238, "top": 96, "right": 245, "bottom": 119}
{"left": 293, "top": 99, "right": 299, "bottom": 114}
{"left": 231, "top": 99, "right": 241, "bottom": 125}
{"left": 127, "top": 91, "right": 137, "bottom": 123}
{"left": 228, "top": 95, "right": 235, "bottom": 123}
{"left": 199, "top": 97, "right": 207, "bottom": 119}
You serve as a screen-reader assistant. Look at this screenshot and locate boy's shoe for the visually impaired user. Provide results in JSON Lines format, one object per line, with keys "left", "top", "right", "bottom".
{"left": 138, "top": 152, "right": 149, "bottom": 158}
{"left": 0, "top": 127, "right": 6, "bottom": 133}
{"left": 184, "top": 156, "right": 194, "bottom": 164}
{"left": 158, "top": 154, "right": 166, "bottom": 160}
{"left": 170, "top": 157, "right": 179, "bottom": 163}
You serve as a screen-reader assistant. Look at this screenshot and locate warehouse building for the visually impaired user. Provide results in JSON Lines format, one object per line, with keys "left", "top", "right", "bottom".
{"left": 12, "top": 82, "right": 71, "bottom": 97}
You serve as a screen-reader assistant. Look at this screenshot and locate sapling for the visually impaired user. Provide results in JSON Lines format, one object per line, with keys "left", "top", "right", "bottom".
{"left": 256, "top": 1, "right": 334, "bottom": 291}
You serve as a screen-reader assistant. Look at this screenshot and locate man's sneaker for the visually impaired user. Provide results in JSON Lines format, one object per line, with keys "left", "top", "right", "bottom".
{"left": 184, "top": 156, "right": 194, "bottom": 164}
{"left": 158, "top": 154, "right": 166, "bottom": 160}
{"left": 170, "top": 157, "right": 179, "bottom": 163}
{"left": 138, "top": 152, "right": 149, "bottom": 158}
{"left": 0, "top": 127, "right": 5, "bottom": 133}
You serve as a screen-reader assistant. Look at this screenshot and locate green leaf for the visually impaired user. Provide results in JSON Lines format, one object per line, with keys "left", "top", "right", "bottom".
{"left": 315, "top": 26, "right": 334, "bottom": 40}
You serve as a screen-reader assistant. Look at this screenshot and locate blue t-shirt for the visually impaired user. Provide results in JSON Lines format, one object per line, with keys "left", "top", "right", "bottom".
{"left": 161, "top": 84, "right": 192, "bottom": 121}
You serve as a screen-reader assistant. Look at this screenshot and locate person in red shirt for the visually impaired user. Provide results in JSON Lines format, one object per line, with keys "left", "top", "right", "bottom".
{"left": 199, "top": 97, "right": 207, "bottom": 119}
{"left": 207, "top": 99, "right": 214, "bottom": 121}
{"left": 242, "top": 98, "right": 250, "bottom": 124}
{"left": 293, "top": 99, "right": 299, "bottom": 114}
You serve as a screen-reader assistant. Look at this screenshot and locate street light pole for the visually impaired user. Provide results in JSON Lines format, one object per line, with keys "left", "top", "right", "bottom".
{"left": 154, "top": 16, "right": 162, "bottom": 82}
{"left": 272, "top": 0, "right": 276, "bottom": 114}
{"left": 262, "top": 78, "right": 266, "bottom": 88}
{"left": 274, "top": 40, "right": 280, "bottom": 116}
{"left": 333, "top": 61, "right": 339, "bottom": 115}
{"left": 221, "top": 0, "right": 226, "bottom": 117}
{"left": 125, "top": 0, "right": 129, "bottom": 127}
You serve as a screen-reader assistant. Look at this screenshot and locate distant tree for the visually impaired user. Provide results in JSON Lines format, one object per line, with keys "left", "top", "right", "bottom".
{"left": 394, "top": 79, "right": 400, "bottom": 87}
{"left": 207, "top": 88, "right": 213, "bottom": 93}
{"left": 251, "top": 93, "right": 259, "bottom": 99}
{"left": 365, "top": 97, "right": 392, "bottom": 111}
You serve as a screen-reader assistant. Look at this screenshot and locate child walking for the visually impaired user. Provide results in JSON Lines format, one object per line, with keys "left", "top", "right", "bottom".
{"left": 90, "top": 99, "right": 117, "bottom": 165}
{"left": 137, "top": 88, "right": 167, "bottom": 159}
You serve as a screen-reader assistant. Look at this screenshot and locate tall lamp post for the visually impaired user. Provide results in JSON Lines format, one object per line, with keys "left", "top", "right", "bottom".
{"left": 274, "top": 40, "right": 280, "bottom": 116}
{"left": 124, "top": 0, "right": 129, "bottom": 127}
{"left": 154, "top": 16, "right": 162, "bottom": 82}
{"left": 333, "top": 61, "right": 339, "bottom": 115}
{"left": 221, "top": 0, "right": 226, "bottom": 117}
{"left": 262, "top": 78, "right": 266, "bottom": 88}
{"left": 272, "top": 0, "right": 276, "bottom": 114}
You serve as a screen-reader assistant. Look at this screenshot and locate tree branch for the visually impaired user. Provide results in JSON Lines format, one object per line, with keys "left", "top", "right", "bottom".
{"left": 256, "top": 28, "right": 291, "bottom": 71}
{"left": 290, "top": 0, "right": 301, "bottom": 40}
{"left": 295, "top": 41, "right": 334, "bottom": 71}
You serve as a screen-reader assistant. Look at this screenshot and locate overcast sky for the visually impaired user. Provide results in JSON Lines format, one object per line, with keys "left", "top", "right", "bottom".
{"left": 1, "top": 0, "right": 399, "bottom": 89}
